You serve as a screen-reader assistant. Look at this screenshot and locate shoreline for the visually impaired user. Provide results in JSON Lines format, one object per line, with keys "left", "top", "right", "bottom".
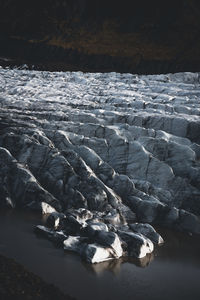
{"left": 0, "top": 254, "right": 74, "bottom": 300}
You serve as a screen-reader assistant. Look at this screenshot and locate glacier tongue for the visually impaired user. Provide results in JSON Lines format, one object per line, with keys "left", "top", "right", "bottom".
{"left": 0, "top": 67, "right": 200, "bottom": 263}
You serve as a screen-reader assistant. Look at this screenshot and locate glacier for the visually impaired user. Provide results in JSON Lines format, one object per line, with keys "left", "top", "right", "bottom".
{"left": 0, "top": 66, "right": 200, "bottom": 263}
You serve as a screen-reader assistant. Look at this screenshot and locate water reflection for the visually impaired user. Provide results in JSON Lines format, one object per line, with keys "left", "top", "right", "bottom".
{"left": 84, "top": 253, "right": 154, "bottom": 275}
{"left": 0, "top": 210, "right": 200, "bottom": 300}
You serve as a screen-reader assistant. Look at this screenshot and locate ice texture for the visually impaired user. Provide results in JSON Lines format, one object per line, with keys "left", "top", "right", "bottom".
{"left": 0, "top": 67, "right": 200, "bottom": 263}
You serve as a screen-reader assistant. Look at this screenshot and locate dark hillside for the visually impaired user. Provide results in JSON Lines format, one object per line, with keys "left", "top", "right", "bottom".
{"left": 0, "top": 0, "right": 200, "bottom": 73}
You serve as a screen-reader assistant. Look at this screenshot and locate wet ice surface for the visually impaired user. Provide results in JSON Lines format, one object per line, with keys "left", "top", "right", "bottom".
{"left": 0, "top": 210, "right": 200, "bottom": 300}
{"left": 0, "top": 67, "right": 200, "bottom": 263}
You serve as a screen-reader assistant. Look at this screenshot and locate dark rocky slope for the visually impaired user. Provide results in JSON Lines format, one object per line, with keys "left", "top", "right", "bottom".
{"left": 0, "top": 0, "right": 200, "bottom": 73}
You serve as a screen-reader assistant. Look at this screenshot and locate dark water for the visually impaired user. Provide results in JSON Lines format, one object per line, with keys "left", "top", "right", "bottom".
{"left": 0, "top": 210, "right": 200, "bottom": 300}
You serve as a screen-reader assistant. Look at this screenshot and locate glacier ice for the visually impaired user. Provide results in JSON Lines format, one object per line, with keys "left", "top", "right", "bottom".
{"left": 0, "top": 67, "right": 200, "bottom": 263}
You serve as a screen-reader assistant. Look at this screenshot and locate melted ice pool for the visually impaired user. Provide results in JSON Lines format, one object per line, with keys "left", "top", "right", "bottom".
{"left": 0, "top": 210, "right": 200, "bottom": 300}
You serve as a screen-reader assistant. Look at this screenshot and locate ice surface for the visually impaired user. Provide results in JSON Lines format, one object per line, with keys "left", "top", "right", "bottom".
{"left": 0, "top": 67, "right": 200, "bottom": 262}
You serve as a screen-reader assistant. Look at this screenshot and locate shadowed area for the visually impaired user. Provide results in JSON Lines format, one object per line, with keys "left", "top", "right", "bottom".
{"left": 0, "top": 0, "right": 200, "bottom": 73}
